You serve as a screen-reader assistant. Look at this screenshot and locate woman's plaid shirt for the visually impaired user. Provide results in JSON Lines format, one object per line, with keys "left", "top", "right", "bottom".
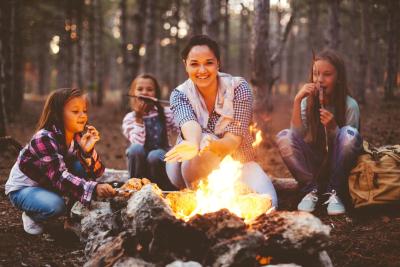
{"left": 170, "top": 79, "right": 256, "bottom": 163}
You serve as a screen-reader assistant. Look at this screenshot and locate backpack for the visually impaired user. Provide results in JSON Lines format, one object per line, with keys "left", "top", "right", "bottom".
{"left": 348, "top": 141, "right": 400, "bottom": 208}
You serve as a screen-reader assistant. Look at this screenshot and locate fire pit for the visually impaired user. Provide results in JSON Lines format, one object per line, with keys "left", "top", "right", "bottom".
{"left": 165, "top": 156, "right": 273, "bottom": 223}
{"left": 70, "top": 162, "right": 333, "bottom": 267}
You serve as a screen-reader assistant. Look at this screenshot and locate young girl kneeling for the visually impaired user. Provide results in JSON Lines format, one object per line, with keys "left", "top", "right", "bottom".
{"left": 5, "top": 88, "right": 115, "bottom": 235}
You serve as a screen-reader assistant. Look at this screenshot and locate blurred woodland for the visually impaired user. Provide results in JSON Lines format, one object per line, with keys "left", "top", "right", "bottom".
{"left": 0, "top": 0, "right": 399, "bottom": 134}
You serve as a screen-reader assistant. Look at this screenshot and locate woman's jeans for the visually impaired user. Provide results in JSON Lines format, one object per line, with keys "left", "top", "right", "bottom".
{"left": 276, "top": 126, "right": 363, "bottom": 196}
{"left": 126, "top": 144, "right": 175, "bottom": 190}
{"left": 8, "top": 160, "right": 89, "bottom": 223}
{"left": 166, "top": 151, "right": 278, "bottom": 207}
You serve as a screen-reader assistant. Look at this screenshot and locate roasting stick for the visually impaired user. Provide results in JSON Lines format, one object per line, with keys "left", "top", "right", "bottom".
{"left": 126, "top": 94, "right": 170, "bottom": 105}
{"left": 319, "top": 86, "right": 329, "bottom": 153}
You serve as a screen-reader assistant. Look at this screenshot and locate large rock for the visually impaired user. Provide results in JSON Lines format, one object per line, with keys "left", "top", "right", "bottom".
{"left": 84, "top": 231, "right": 143, "bottom": 267}
{"left": 187, "top": 209, "right": 246, "bottom": 244}
{"left": 113, "top": 257, "right": 155, "bottom": 267}
{"left": 250, "top": 211, "right": 331, "bottom": 266}
{"left": 98, "top": 168, "right": 130, "bottom": 184}
{"left": 148, "top": 218, "right": 208, "bottom": 264}
{"left": 121, "top": 184, "right": 176, "bottom": 233}
{"left": 204, "top": 231, "right": 265, "bottom": 267}
{"left": 80, "top": 201, "right": 119, "bottom": 257}
{"left": 166, "top": 261, "right": 203, "bottom": 267}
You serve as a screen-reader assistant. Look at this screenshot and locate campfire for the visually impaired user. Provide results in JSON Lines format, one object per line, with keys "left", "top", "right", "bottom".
{"left": 165, "top": 156, "right": 273, "bottom": 223}
{"left": 70, "top": 165, "right": 332, "bottom": 267}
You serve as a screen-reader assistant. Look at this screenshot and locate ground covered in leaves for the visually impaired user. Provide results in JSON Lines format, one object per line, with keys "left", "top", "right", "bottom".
{"left": 0, "top": 92, "right": 399, "bottom": 266}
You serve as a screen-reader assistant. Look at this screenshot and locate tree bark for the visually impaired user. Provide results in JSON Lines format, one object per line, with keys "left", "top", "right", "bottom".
{"left": 76, "top": 0, "right": 84, "bottom": 90}
{"left": 189, "top": 0, "right": 203, "bottom": 36}
{"left": 239, "top": 4, "right": 250, "bottom": 77}
{"left": 205, "top": 0, "right": 220, "bottom": 41}
{"left": 57, "top": 0, "right": 74, "bottom": 88}
{"left": 354, "top": 0, "right": 369, "bottom": 104}
{"left": 0, "top": 2, "right": 7, "bottom": 136}
{"left": 95, "top": 0, "right": 104, "bottom": 106}
{"left": 307, "top": 0, "right": 321, "bottom": 51}
{"left": 286, "top": 31, "right": 295, "bottom": 96}
{"left": 222, "top": 0, "right": 230, "bottom": 72}
{"left": 120, "top": 0, "right": 146, "bottom": 110}
{"left": 143, "top": 0, "right": 157, "bottom": 73}
{"left": 88, "top": 0, "right": 96, "bottom": 94}
{"left": 384, "top": 0, "right": 399, "bottom": 101}
{"left": 251, "top": 0, "right": 273, "bottom": 111}
{"left": 325, "top": 0, "right": 340, "bottom": 50}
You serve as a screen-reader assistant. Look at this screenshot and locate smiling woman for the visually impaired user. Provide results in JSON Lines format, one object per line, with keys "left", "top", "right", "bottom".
{"left": 165, "top": 35, "right": 277, "bottom": 207}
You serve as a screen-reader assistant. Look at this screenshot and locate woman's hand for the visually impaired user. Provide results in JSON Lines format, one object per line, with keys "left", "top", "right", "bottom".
{"left": 79, "top": 125, "right": 100, "bottom": 153}
{"left": 320, "top": 108, "right": 338, "bottom": 130}
{"left": 295, "top": 83, "right": 318, "bottom": 102}
{"left": 164, "top": 140, "right": 199, "bottom": 162}
{"left": 96, "top": 183, "right": 116, "bottom": 198}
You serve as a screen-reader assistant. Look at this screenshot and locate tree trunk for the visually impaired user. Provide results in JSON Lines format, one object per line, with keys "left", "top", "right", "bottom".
{"left": 354, "top": 0, "right": 369, "bottom": 104}
{"left": 76, "top": 0, "right": 84, "bottom": 90}
{"left": 384, "top": 0, "right": 399, "bottom": 101}
{"left": 120, "top": 0, "right": 146, "bottom": 110}
{"left": 88, "top": 0, "right": 96, "bottom": 95}
{"left": 11, "top": 0, "right": 23, "bottom": 113}
{"left": 286, "top": 31, "right": 295, "bottom": 96}
{"left": 0, "top": 1, "right": 7, "bottom": 136}
{"left": 171, "top": 0, "right": 181, "bottom": 88}
{"left": 251, "top": 0, "right": 273, "bottom": 111}
{"left": 189, "top": 0, "right": 203, "bottom": 36}
{"left": 239, "top": 4, "right": 250, "bottom": 77}
{"left": 143, "top": 0, "right": 157, "bottom": 73}
{"left": 58, "top": 0, "right": 74, "bottom": 88}
{"left": 37, "top": 30, "right": 49, "bottom": 95}
{"left": 205, "top": 0, "right": 220, "bottom": 41}
{"left": 325, "top": 0, "right": 340, "bottom": 50}
{"left": 307, "top": 0, "right": 321, "bottom": 51}
{"left": 274, "top": 1, "right": 283, "bottom": 95}
{"left": 95, "top": 0, "right": 104, "bottom": 106}
{"left": 222, "top": 0, "right": 230, "bottom": 72}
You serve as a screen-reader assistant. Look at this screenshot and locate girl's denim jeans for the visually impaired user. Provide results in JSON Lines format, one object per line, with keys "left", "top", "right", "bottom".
{"left": 8, "top": 160, "right": 87, "bottom": 223}
{"left": 276, "top": 126, "right": 363, "bottom": 195}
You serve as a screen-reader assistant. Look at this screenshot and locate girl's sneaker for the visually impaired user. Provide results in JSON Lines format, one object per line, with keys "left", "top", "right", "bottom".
{"left": 297, "top": 189, "right": 318, "bottom": 212}
{"left": 22, "top": 212, "right": 43, "bottom": 235}
{"left": 324, "top": 190, "right": 346, "bottom": 215}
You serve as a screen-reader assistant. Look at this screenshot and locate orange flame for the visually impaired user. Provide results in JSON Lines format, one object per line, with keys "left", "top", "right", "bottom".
{"left": 250, "top": 123, "right": 263, "bottom": 148}
{"left": 166, "top": 156, "right": 272, "bottom": 223}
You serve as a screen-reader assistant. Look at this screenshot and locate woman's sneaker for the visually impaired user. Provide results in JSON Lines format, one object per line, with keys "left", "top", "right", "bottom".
{"left": 297, "top": 189, "right": 318, "bottom": 212}
{"left": 324, "top": 190, "right": 346, "bottom": 215}
{"left": 22, "top": 212, "right": 43, "bottom": 235}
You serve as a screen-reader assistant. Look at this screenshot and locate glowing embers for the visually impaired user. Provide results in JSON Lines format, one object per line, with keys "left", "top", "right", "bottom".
{"left": 166, "top": 156, "right": 272, "bottom": 223}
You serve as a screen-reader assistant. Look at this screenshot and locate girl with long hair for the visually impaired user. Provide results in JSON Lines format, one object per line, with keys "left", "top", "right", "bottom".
{"left": 5, "top": 88, "right": 115, "bottom": 235}
{"left": 276, "top": 50, "right": 363, "bottom": 215}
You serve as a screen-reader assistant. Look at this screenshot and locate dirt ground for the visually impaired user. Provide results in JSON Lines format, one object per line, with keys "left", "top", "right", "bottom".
{"left": 0, "top": 91, "right": 399, "bottom": 266}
